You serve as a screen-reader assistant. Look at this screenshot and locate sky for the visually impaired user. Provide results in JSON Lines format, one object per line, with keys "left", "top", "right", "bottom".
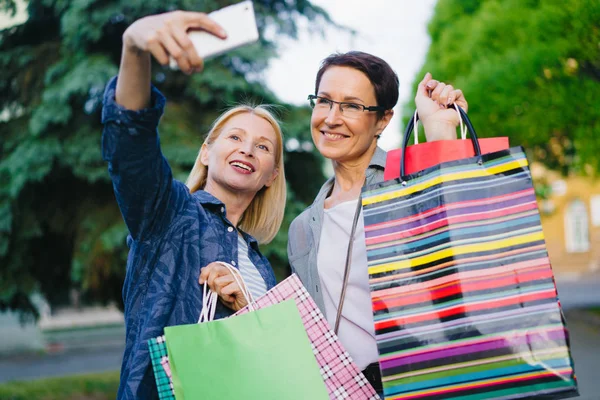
{"left": 264, "top": 0, "right": 437, "bottom": 150}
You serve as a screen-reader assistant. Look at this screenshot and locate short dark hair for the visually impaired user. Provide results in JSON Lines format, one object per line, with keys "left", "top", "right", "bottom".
{"left": 314, "top": 51, "right": 399, "bottom": 118}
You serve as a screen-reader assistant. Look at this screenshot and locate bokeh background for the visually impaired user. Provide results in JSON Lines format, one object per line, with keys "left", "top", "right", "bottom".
{"left": 1, "top": 0, "right": 599, "bottom": 398}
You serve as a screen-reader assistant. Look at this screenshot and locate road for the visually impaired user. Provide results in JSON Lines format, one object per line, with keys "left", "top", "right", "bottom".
{"left": 555, "top": 275, "right": 600, "bottom": 310}
{"left": 0, "top": 344, "right": 124, "bottom": 383}
{"left": 565, "top": 311, "right": 600, "bottom": 400}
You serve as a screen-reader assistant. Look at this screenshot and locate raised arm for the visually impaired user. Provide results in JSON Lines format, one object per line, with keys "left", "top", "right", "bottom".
{"left": 102, "top": 11, "right": 226, "bottom": 241}
{"left": 415, "top": 72, "right": 469, "bottom": 141}
{"left": 115, "top": 11, "right": 226, "bottom": 110}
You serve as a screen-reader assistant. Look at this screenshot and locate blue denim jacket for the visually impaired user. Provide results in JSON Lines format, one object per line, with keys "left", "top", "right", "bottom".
{"left": 101, "top": 77, "right": 277, "bottom": 400}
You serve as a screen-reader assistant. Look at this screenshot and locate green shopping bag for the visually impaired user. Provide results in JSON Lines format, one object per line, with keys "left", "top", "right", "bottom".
{"left": 164, "top": 298, "right": 329, "bottom": 400}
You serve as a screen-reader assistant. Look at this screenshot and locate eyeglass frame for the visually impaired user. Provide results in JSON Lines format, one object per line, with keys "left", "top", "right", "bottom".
{"left": 307, "top": 94, "right": 386, "bottom": 115}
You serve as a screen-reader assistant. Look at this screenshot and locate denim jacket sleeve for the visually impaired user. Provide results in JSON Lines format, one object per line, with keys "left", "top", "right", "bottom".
{"left": 101, "top": 76, "right": 187, "bottom": 242}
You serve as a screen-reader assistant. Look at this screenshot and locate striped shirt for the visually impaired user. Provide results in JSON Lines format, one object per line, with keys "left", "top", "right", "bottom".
{"left": 238, "top": 234, "right": 267, "bottom": 300}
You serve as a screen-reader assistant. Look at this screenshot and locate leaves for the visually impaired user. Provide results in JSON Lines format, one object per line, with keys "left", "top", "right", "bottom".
{"left": 409, "top": 0, "right": 600, "bottom": 175}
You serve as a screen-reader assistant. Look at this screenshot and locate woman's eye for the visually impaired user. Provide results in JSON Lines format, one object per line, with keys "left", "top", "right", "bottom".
{"left": 344, "top": 103, "right": 362, "bottom": 111}
{"left": 229, "top": 134, "right": 240, "bottom": 141}
{"left": 317, "top": 98, "right": 332, "bottom": 105}
{"left": 257, "top": 144, "right": 270, "bottom": 151}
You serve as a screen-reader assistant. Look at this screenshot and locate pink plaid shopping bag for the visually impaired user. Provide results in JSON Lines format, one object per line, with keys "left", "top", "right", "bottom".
{"left": 235, "top": 274, "right": 380, "bottom": 400}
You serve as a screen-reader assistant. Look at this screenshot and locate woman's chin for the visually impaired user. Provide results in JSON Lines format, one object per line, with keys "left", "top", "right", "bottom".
{"left": 223, "top": 180, "right": 261, "bottom": 195}
{"left": 315, "top": 143, "right": 348, "bottom": 161}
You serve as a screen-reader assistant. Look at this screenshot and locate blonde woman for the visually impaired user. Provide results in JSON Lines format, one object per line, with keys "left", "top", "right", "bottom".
{"left": 101, "top": 11, "right": 286, "bottom": 399}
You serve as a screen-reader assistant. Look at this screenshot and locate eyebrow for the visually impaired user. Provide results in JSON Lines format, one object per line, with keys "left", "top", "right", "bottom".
{"left": 258, "top": 136, "right": 276, "bottom": 146}
{"left": 317, "top": 92, "right": 366, "bottom": 103}
{"left": 227, "top": 127, "right": 276, "bottom": 146}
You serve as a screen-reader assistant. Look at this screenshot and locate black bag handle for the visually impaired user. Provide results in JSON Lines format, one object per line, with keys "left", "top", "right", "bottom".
{"left": 400, "top": 105, "right": 482, "bottom": 182}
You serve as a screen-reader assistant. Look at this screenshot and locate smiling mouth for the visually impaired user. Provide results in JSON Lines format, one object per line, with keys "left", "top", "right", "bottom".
{"left": 230, "top": 161, "right": 255, "bottom": 173}
{"left": 322, "top": 132, "right": 349, "bottom": 140}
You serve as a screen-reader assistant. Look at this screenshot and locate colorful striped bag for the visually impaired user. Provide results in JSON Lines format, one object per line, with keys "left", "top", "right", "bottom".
{"left": 362, "top": 107, "right": 578, "bottom": 400}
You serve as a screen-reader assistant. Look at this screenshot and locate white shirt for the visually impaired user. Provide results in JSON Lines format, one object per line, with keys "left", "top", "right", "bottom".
{"left": 237, "top": 234, "right": 267, "bottom": 300}
{"left": 317, "top": 199, "right": 379, "bottom": 370}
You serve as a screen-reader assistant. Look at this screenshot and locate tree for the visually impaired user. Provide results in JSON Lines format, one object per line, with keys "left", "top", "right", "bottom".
{"left": 408, "top": 0, "right": 600, "bottom": 176}
{"left": 0, "top": 0, "right": 329, "bottom": 317}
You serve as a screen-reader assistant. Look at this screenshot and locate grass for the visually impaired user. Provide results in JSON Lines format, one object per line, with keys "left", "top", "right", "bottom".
{"left": 0, "top": 371, "right": 119, "bottom": 400}
{"left": 588, "top": 307, "right": 600, "bottom": 317}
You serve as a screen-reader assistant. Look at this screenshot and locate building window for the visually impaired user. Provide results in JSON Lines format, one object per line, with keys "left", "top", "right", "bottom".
{"left": 565, "top": 199, "right": 589, "bottom": 253}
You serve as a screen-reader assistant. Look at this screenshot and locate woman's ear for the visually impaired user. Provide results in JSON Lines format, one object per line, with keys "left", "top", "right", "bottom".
{"left": 200, "top": 143, "right": 209, "bottom": 166}
{"left": 264, "top": 168, "right": 279, "bottom": 188}
{"left": 375, "top": 109, "right": 394, "bottom": 138}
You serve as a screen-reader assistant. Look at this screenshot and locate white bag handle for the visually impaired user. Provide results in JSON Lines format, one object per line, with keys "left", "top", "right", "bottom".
{"left": 412, "top": 104, "right": 467, "bottom": 145}
{"left": 198, "top": 261, "right": 255, "bottom": 323}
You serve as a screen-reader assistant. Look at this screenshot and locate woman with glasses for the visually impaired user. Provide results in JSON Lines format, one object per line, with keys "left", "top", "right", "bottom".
{"left": 287, "top": 51, "right": 467, "bottom": 396}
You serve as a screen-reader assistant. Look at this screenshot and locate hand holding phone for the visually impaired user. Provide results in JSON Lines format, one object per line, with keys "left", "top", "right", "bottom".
{"left": 169, "top": 1, "right": 259, "bottom": 70}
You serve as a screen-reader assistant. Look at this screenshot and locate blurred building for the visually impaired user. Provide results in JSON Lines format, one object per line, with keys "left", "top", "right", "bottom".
{"left": 532, "top": 163, "right": 600, "bottom": 279}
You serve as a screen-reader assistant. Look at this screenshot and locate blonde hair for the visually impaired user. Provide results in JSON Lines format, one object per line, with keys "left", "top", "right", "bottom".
{"left": 186, "top": 105, "right": 286, "bottom": 244}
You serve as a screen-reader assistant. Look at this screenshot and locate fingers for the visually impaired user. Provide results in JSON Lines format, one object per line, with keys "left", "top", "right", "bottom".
{"left": 159, "top": 29, "right": 192, "bottom": 72}
{"left": 417, "top": 72, "right": 433, "bottom": 97}
{"left": 438, "top": 84, "right": 454, "bottom": 107}
{"left": 202, "top": 267, "right": 246, "bottom": 309}
{"left": 199, "top": 262, "right": 242, "bottom": 292}
{"left": 214, "top": 275, "right": 237, "bottom": 303}
{"left": 198, "top": 263, "right": 212, "bottom": 284}
{"left": 430, "top": 82, "right": 447, "bottom": 106}
{"left": 206, "top": 266, "right": 225, "bottom": 291}
{"left": 149, "top": 11, "right": 226, "bottom": 73}
{"left": 221, "top": 282, "right": 248, "bottom": 311}
{"left": 172, "top": 11, "right": 226, "bottom": 73}
{"left": 220, "top": 279, "right": 241, "bottom": 296}
{"left": 170, "top": 25, "right": 204, "bottom": 73}
{"left": 422, "top": 74, "right": 466, "bottom": 110}
{"left": 198, "top": 262, "right": 249, "bottom": 311}
{"left": 199, "top": 262, "right": 226, "bottom": 285}
{"left": 214, "top": 275, "right": 235, "bottom": 292}
{"left": 146, "top": 40, "right": 169, "bottom": 66}
{"left": 452, "top": 89, "right": 468, "bottom": 112}
{"left": 182, "top": 11, "right": 227, "bottom": 39}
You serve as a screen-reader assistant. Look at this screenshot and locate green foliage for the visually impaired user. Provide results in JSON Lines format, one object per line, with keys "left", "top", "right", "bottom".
{"left": 408, "top": 0, "right": 600, "bottom": 175}
{"left": 0, "top": 370, "right": 120, "bottom": 400}
{"left": 0, "top": 0, "right": 328, "bottom": 315}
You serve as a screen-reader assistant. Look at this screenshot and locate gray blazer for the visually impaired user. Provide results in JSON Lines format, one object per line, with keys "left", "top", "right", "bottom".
{"left": 287, "top": 147, "right": 387, "bottom": 314}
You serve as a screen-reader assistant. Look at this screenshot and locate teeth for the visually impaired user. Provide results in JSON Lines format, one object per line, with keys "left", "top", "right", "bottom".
{"left": 324, "top": 132, "right": 346, "bottom": 139}
{"left": 231, "top": 162, "right": 252, "bottom": 171}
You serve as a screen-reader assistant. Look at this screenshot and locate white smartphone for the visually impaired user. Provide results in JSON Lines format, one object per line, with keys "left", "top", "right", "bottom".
{"left": 169, "top": 1, "right": 259, "bottom": 70}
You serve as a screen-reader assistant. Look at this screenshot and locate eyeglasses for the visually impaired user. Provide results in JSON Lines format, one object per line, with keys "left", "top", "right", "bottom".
{"left": 307, "top": 95, "right": 385, "bottom": 118}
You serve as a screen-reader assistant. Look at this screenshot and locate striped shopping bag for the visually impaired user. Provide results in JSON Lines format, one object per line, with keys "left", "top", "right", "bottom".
{"left": 362, "top": 107, "right": 578, "bottom": 400}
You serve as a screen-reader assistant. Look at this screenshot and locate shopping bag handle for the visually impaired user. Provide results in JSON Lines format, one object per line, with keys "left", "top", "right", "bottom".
{"left": 198, "top": 261, "right": 256, "bottom": 323}
{"left": 400, "top": 105, "right": 482, "bottom": 183}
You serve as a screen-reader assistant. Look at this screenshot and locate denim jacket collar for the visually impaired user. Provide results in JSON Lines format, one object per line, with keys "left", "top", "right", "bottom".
{"left": 192, "top": 190, "right": 259, "bottom": 249}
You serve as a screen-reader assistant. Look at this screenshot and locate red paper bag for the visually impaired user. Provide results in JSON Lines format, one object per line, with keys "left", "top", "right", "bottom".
{"left": 384, "top": 107, "right": 509, "bottom": 180}
{"left": 384, "top": 137, "right": 509, "bottom": 180}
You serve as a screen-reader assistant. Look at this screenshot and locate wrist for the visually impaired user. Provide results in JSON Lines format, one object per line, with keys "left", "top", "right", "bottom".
{"left": 122, "top": 30, "right": 146, "bottom": 57}
{"left": 422, "top": 121, "right": 457, "bottom": 142}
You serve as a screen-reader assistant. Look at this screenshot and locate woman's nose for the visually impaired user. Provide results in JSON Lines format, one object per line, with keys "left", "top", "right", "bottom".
{"left": 239, "top": 142, "right": 255, "bottom": 157}
{"left": 325, "top": 104, "right": 343, "bottom": 126}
